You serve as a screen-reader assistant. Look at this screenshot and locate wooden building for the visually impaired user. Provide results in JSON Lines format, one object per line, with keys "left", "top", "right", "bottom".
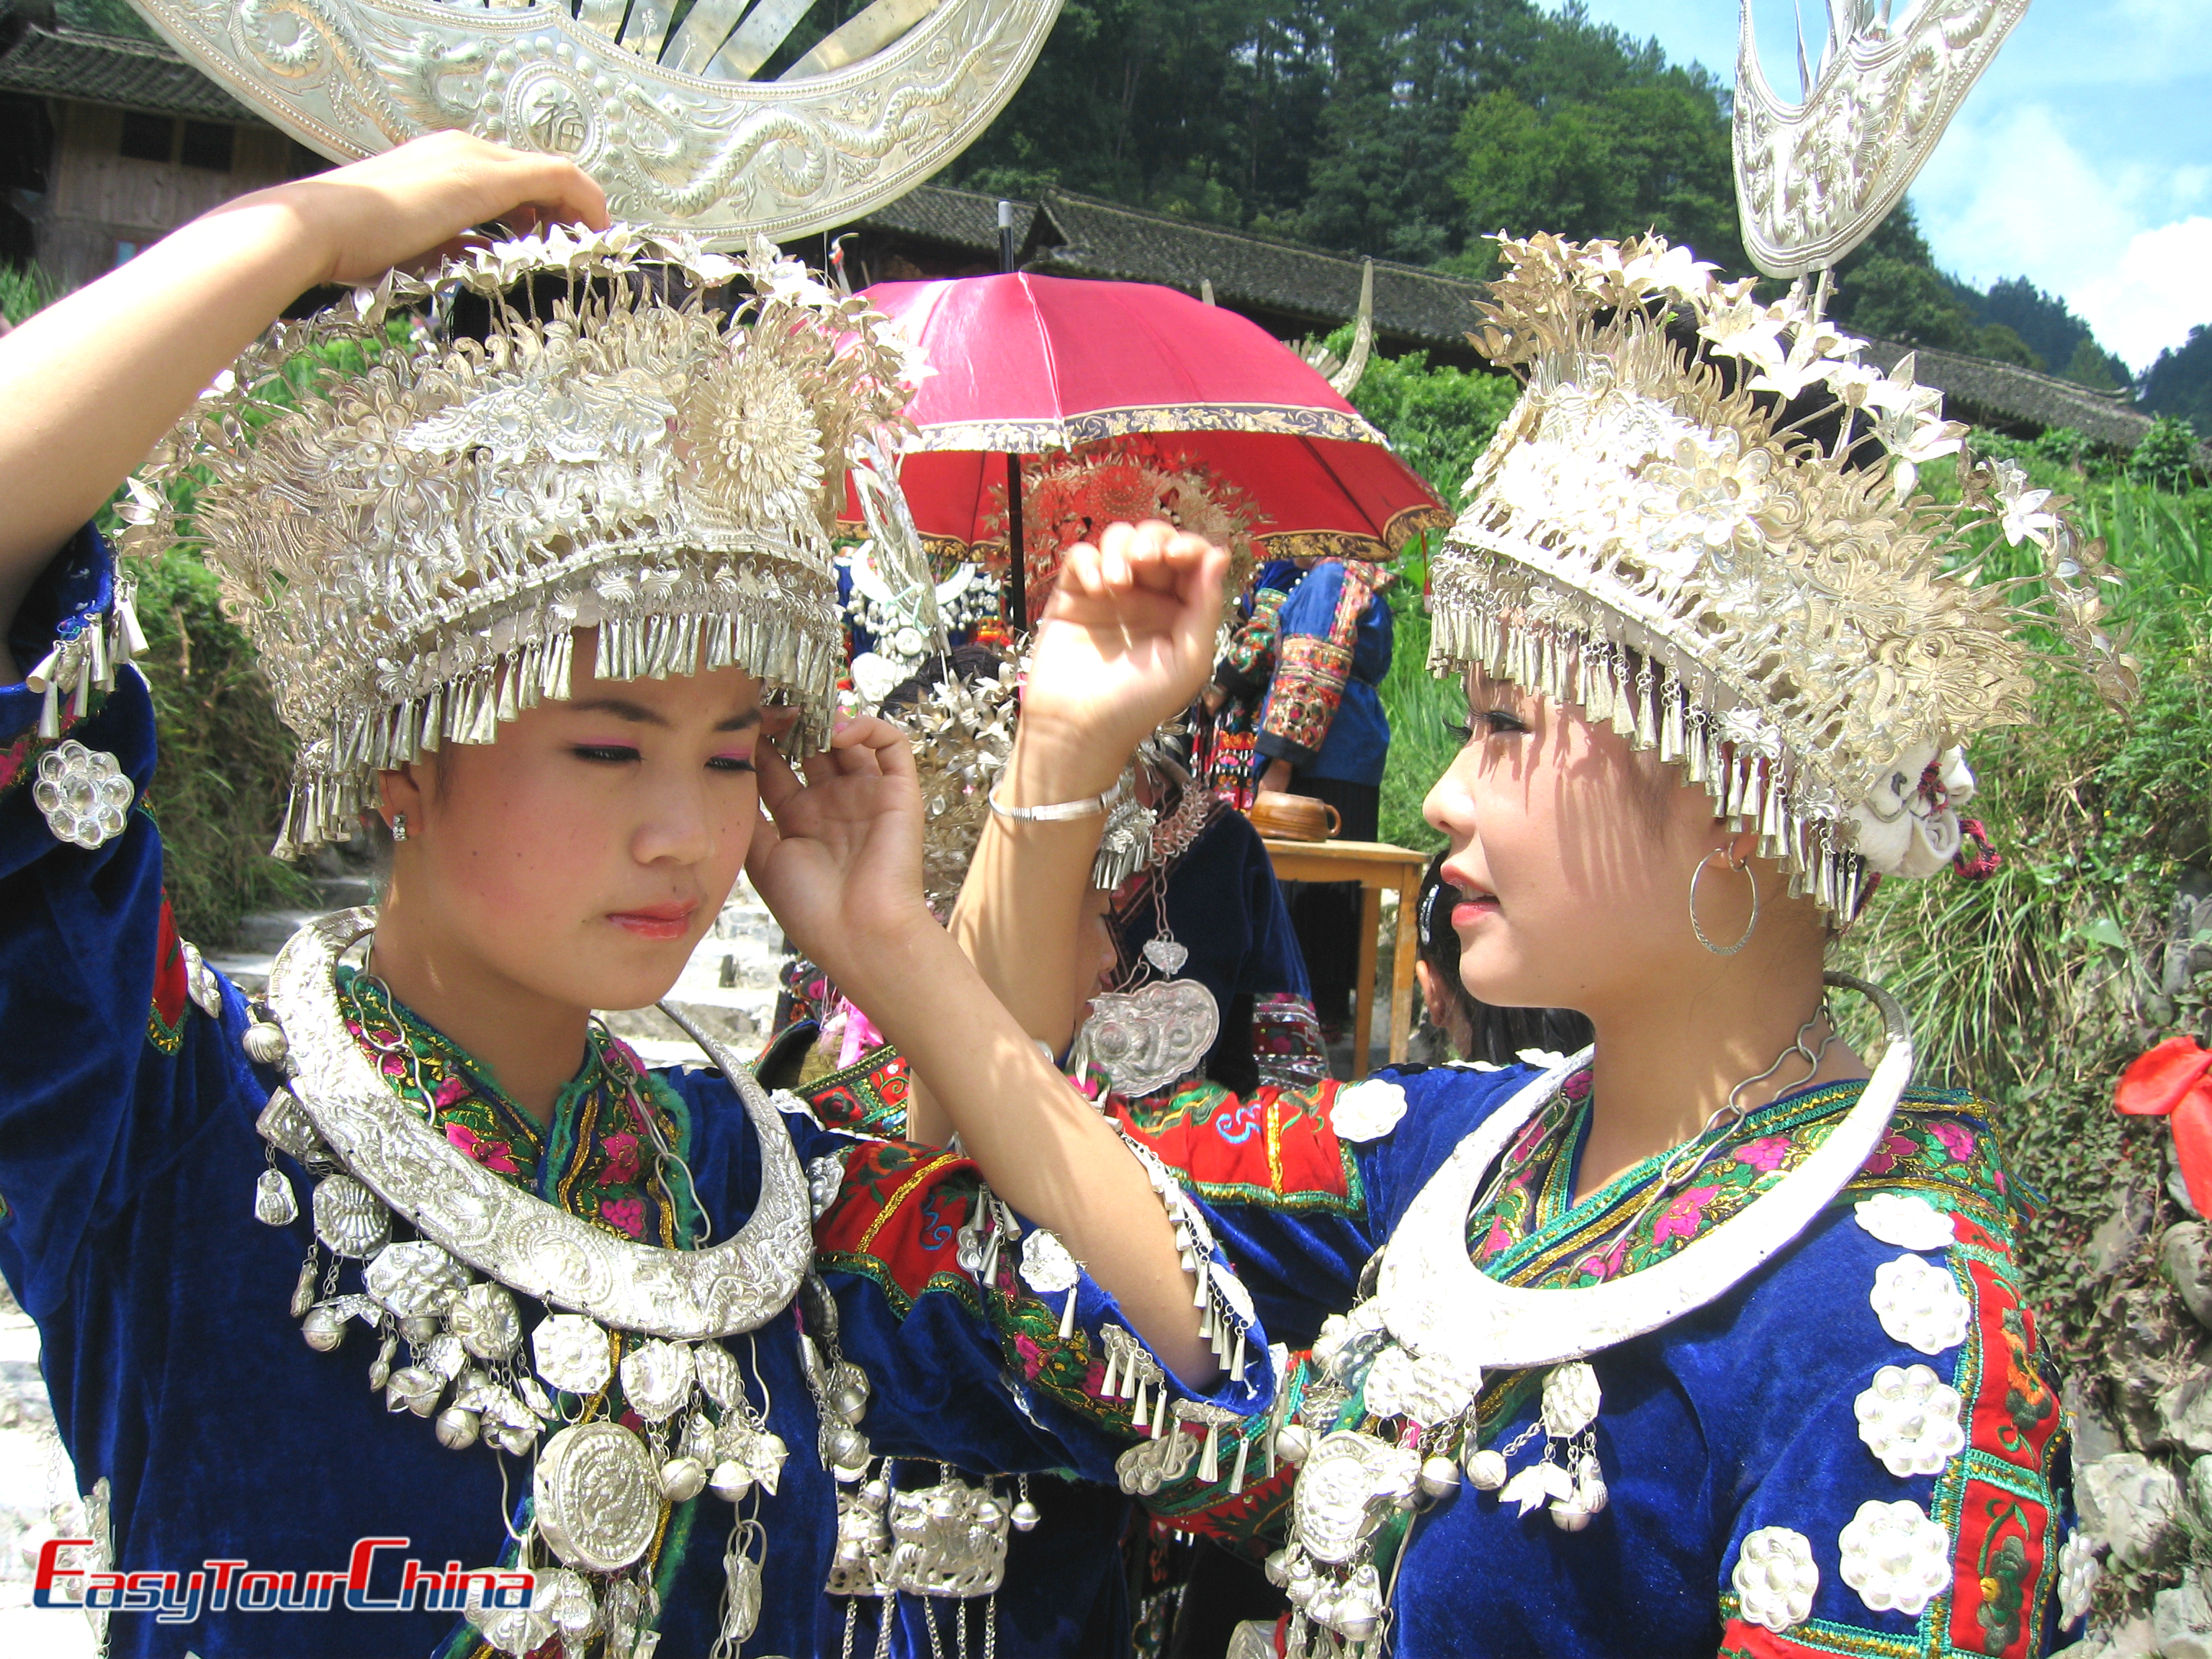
{"left": 0, "top": 0, "right": 315, "bottom": 289}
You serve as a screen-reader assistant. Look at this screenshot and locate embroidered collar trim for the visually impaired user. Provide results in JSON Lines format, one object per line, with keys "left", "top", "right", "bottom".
{"left": 269, "top": 908, "right": 811, "bottom": 1339}
{"left": 1377, "top": 971, "right": 1913, "bottom": 1372}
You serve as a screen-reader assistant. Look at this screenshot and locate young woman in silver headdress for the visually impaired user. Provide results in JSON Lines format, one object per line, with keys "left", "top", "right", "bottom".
{"left": 0, "top": 135, "right": 1266, "bottom": 1659}
{"left": 924, "top": 233, "right": 2129, "bottom": 1658}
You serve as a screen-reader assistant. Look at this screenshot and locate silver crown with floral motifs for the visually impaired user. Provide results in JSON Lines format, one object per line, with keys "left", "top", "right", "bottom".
{"left": 1428, "top": 232, "right": 2135, "bottom": 917}
{"left": 119, "top": 225, "right": 913, "bottom": 857}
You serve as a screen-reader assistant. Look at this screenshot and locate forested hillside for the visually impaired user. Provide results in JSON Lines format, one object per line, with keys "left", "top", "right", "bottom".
{"left": 948, "top": 0, "right": 2141, "bottom": 388}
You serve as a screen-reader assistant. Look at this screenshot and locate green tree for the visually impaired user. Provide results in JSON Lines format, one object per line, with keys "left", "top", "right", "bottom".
{"left": 2064, "top": 338, "right": 2123, "bottom": 392}
{"left": 2141, "top": 324, "right": 2212, "bottom": 440}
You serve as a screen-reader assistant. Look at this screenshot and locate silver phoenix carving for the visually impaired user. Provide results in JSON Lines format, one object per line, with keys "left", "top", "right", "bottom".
{"left": 1733, "top": 0, "right": 2030, "bottom": 278}
{"left": 122, "top": 0, "right": 1064, "bottom": 243}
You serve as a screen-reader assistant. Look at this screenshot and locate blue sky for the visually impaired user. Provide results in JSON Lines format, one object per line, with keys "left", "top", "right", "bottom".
{"left": 1565, "top": 1, "right": 2212, "bottom": 372}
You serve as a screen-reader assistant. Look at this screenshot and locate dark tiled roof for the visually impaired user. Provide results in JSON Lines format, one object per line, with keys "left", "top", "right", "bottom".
{"left": 855, "top": 182, "right": 1488, "bottom": 352}
{"left": 860, "top": 181, "right": 1033, "bottom": 254}
{"left": 1030, "top": 190, "right": 1488, "bottom": 351}
{"left": 0, "top": 23, "right": 252, "bottom": 120}
{"left": 1856, "top": 333, "right": 2164, "bottom": 453}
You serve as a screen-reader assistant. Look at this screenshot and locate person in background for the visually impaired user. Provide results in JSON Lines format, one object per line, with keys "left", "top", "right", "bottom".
{"left": 1249, "top": 555, "right": 1394, "bottom": 1042}
{"left": 1109, "top": 740, "right": 1330, "bottom": 1095}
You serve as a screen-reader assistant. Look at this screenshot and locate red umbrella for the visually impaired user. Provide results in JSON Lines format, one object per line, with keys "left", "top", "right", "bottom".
{"left": 845, "top": 274, "right": 1448, "bottom": 624}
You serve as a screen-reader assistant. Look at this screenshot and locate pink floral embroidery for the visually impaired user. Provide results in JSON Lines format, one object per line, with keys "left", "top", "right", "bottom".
{"left": 1012, "top": 1333, "right": 1047, "bottom": 1378}
{"left": 1562, "top": 1071, "right": 1593, "bottom": 1100}
{"left": 599, "top": 1198, "right": 646, "bottom": 1239}
{"left": 601, "top": 1131, "right": 640, "bottom": 1185}
{"left": 1735, "top": 1135, "right": 1792, "bottom": 1172}
{"left": 1861, "top": 1130, "right": 1917, "bottom": 1176}
{"left": 1930, "top": 1122, "right": 1977, "bottom": 1163}
{"left": 432, "top": 1075, "right": 472, "bottom": 1111}
{"left": 1578, "top": 1235, "right": 1630, "bottom": 1282}
{"left": 1476, "top": 1218, "right": 1513, "bottom": 1262}
{"left": 447, "top": 1122, "right": 520, "bottom": 1174}
{"left": 1652, "top": 1184, "right": 1722, "bottom": 1247}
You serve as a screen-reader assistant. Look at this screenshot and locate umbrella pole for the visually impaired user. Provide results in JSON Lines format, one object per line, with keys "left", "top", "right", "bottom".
{"left": 1005, "top": 450, "right": 1025, "bottom": 634}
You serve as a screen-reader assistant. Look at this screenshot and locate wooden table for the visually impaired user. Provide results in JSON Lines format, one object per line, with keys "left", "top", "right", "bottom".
{"left": 1259, "top": 837, "right": 1430, "bottom": 1073}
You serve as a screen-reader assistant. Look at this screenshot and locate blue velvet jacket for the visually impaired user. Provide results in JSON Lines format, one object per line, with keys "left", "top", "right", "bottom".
{"left": 1103, "top": 1062, "right": 2087, "bottom": 1659}
{"left": 0, "top": 529, "right": 1269, "bottom": 1659}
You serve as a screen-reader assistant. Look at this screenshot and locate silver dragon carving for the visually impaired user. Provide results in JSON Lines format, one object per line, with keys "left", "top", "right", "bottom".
{"left": 122, "top": 0, "right": 1064, "bottom": 242}
{"left": 1732, "top": 0, "right": 2030, "bottom": 279}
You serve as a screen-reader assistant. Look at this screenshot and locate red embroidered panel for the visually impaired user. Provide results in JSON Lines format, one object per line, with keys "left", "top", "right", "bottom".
{"left": 147, "top": 893, "right": 186, "bottom": 1053}
{"left": 1109, "top": 1079, "right": 1359, "bottom": 1212}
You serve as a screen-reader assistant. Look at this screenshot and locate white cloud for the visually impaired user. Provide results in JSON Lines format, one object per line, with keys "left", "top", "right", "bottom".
{"left": 1913, "top": 102, "right": 2212, "bottom": 372}
{"left": 2075, "top": 219, "right": 2212, "bottom": 372}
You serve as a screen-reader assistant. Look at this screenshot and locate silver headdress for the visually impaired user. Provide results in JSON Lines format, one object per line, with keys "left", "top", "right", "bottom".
{"left": 1734, "top": 0, "right": 2029, "bottom": 278}
{"left": 120, "top": 225, "right": 912, "bottom": 857}
{"left": 1428, "top": 233, "right": 2133, "bottom": 917}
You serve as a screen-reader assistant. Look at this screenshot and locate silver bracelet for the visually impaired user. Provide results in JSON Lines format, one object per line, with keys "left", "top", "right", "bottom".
{"left": 987, "top": 778, "right": 1123, "bottom": 822}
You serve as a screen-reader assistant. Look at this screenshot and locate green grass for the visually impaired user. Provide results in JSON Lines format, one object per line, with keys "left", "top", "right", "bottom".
{"left": 0, "top": 261, "right": 58, "bottom": 325}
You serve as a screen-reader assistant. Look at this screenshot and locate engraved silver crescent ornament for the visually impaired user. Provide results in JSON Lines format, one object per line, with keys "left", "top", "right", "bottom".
{"left": 1732, "top": 0, "right": 2029, "bottom": 279}
{"left": 121, "top": 0, "right": 1065, "bottom": 243}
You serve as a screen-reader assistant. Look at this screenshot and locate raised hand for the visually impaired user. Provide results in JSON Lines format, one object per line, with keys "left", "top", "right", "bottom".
{"left": 1, "top": 133, "right": 607, "bottom": 652}
{"left": 745, "top": 717, "right": 933, "bottom": 997}
{"left": 248, "top": 130, "right": 609, "bottom": 287}
{"left": 1016, "top": 521, "right": 1231, "bottom": 788}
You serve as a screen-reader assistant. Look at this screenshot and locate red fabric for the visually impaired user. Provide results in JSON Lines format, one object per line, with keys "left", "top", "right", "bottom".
{"left": 2115, "top": 1036, "right": 2212, "bottom": 1215}
{"left": 863, "top": 274, "right": 1370, "bottom": 435}
{"left": 150, "top": 894, "right": 186, "bottom": 1033}
{"left": 837, "top": 274, "right": 1443, "bottom": 559}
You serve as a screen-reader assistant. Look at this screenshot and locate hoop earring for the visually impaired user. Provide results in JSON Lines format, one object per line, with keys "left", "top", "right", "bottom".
{"left": 1689, "top": 848, "right": 1758, "bottom": 956}
{"left": 390, "top": 811, "right": 408, "bottom": 844}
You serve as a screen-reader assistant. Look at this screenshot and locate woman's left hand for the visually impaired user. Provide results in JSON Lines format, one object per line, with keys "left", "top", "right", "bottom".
{"left": 747, "top": 716, "right": 933, "bottom": 984}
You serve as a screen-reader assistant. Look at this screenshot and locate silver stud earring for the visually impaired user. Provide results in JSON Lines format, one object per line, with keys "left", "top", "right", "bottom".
{"left": 390, "top": 811, "right": 409, "bottom": 843}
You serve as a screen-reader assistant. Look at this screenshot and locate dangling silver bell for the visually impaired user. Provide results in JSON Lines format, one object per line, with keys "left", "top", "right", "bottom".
{"left": 435, "top": 1406, "right": 481, "bottom": 1450}
{"left": 660, "top": 1457, "right": 707, "bottom": 1502}
{"left": 1011, "top": 1500, "right": 1040, "bottom": 1533}
{"left": 1336, "top": 1599, "right": 1380, "bottom": 1642}
{"left": 1274, "top": 1423, "right": 1313, "bottom": 1464}
{"left": 242, "top": 1020, "right": 289, "bottom": 1068}
{"left": 1464, "top": 1447, "right": 1508, "bottom": 1490}
{"left": 301, "top": 1303, "right": 347, "bottom": 1352}
{"left": 1419, "top": 1455, "right": 1462, "bottom": 1499}
{"left": 709, "top": 1460, "right": 754, "bottom": 1502}
{"left": 823, "top": 1421, "right": 866, "bottom": 1467}
{"left": 399, "top": 1314, "right": 441, "bottom": 1345}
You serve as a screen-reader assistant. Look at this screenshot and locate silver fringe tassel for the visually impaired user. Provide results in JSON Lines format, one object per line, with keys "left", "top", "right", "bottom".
{"left": 1429, "top": 592, "right": 1867, "bottom": 923}
{"left": 274, "top": 601, "right": 839, "bottom": 859}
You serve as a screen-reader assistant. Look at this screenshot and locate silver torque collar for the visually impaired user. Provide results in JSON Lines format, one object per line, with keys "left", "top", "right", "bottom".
{"left": 267, "top": 909, "right": 811, "bottom": 1339}
{"left": 1376, "top": 971, "right": 1915, "bottom": 1372}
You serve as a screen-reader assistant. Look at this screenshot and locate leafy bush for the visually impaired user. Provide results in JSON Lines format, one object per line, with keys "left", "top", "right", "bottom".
{"left": 127, "top": 548, "right": 312, "bottom": 945}
{"left": 2131, "top": 415, "right": 2205, "bottom": 493}
{"left": 1329, "top": 325, "right": 1519, "bottom": 509}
